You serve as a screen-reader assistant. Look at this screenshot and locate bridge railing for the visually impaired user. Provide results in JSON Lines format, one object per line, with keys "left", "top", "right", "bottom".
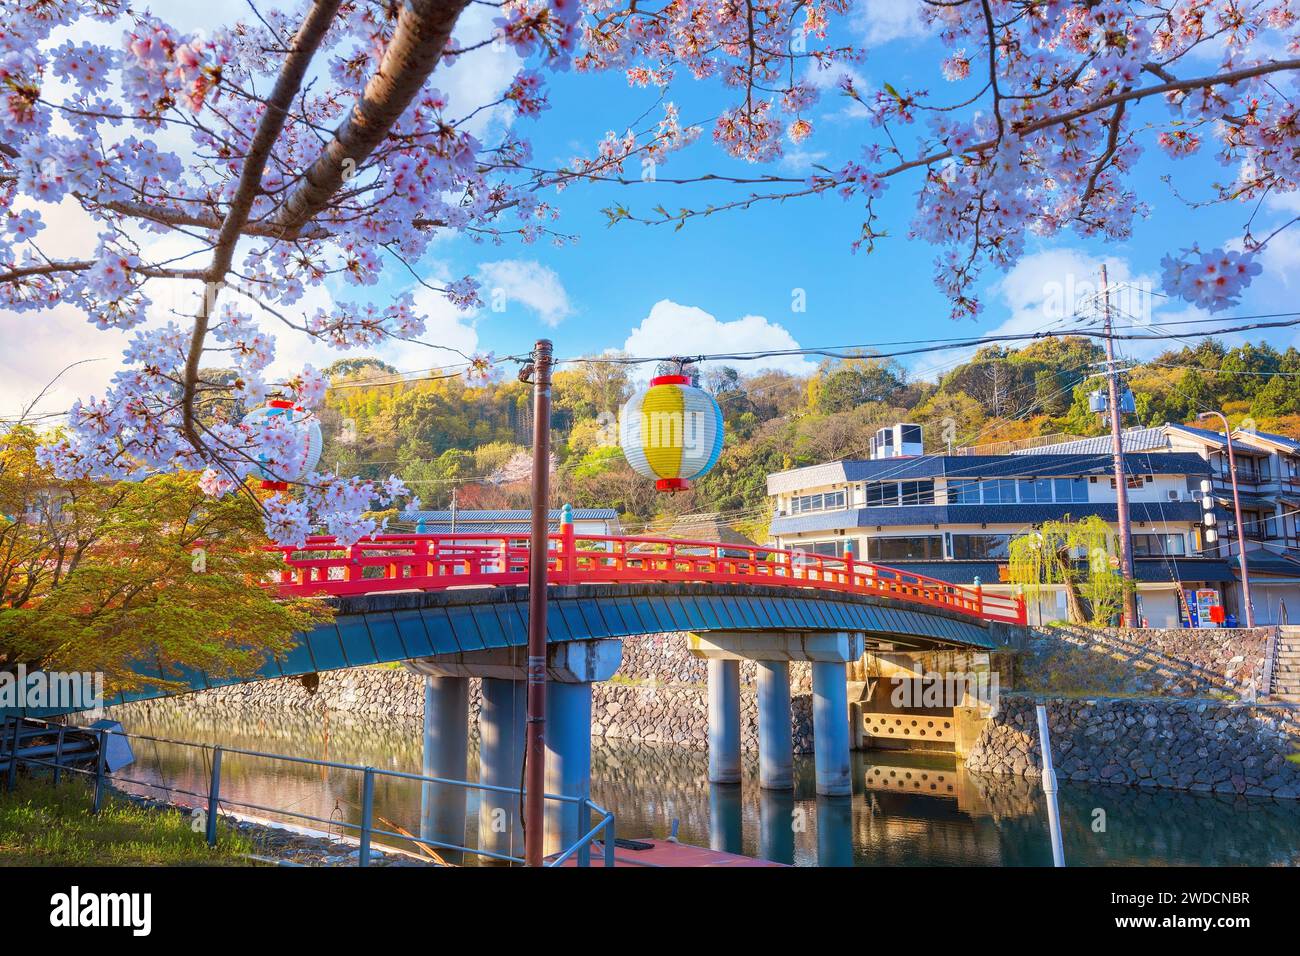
{"left": 271, "top": 530, "right": 1027, "bottom": 624}
{"left": 3, "top": 716, "right": 615, "bottom": 868}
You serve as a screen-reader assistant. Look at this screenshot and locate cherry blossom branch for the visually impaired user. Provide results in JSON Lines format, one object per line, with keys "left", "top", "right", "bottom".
{"left": 180, "top": 0, "right": 344, "bottom": 449}
{"left": 269, "top": 0, "right": 473, "bottom": 235}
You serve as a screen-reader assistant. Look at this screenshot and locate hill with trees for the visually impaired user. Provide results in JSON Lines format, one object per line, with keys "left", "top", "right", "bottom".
{"left": 316, "top": 338, "right": 1300, "bottom": 542}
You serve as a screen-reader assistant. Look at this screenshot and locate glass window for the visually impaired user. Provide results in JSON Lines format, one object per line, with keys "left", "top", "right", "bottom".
{"left": 866, "top": 482, "right": 900, "bottom": 507}
{"left": 867, "top": 536, "right": 943, "bottom": 561}
{"left": 900, "top": 480, "right": 935, "bottom": 505}
{"left": 791, "top": 491, "right": 844, "bottom": 514}
{"left": 950, "top": 534, "right": 1012, "bottom": 560}
{"left": 1053, "top": 477, "right": 1088, "bottom": 503}
{"left": 1018, "top": 478, "right": 1054, "bottom": 503}
{"left": 1132, "top": 534, "right": 1187, "bottom": 556}
{"left": 947, "top": 478, "right": 981, "bottom": 504}
{"left": 982, "top": 479, "right": 1017, "bottom": 503}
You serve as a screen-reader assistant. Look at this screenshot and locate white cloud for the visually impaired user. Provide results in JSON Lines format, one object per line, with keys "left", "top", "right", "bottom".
{"left": 621, "top": 300, "right": 816, "bottom": 378}
{"left": 850, "top": 0, "right": 931, "bottom": 45}
{"left": 909, "top": 248, "right": 1189, "bottom": 383}
{"left": 477, "top": 259, "right": 573, "bottom": 326}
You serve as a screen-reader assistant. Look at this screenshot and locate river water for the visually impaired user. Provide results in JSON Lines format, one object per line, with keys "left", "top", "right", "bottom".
{"left": 109, "top": 708, "right": 1300, "bottom": 866}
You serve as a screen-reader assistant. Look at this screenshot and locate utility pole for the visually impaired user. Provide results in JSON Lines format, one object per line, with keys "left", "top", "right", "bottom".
{"left": 1100, "top": 265, "right": 1139, "bottom": 626}
{"left": 449, "top": 484, "right": 457, "bottom": 533}
{"left": 523, "top": 338, "right": 552, "bottom": 866}
{"left": 1198, "top": 410, "right": 1255, "bottom": 627}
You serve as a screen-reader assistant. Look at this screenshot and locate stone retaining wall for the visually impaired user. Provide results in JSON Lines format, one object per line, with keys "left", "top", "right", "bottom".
{"left": 965, "top": 693, "right": 1300, "bottom": 799}
{"left": 1017, "top": 625, "right": 1273, "bottom": 698}
{"left": 113, "top": 632, "right": 817, "bottom": 753}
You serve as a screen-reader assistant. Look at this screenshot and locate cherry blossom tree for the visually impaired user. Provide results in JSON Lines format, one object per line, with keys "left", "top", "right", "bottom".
{"left": 0, "top": 0, "right": 1296, "bottom": 544}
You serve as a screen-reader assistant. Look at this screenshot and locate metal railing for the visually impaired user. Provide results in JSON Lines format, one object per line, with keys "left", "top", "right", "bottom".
{"left": 1, "top": 717, "right": 615, "bottom": 868}
{"left": 270, "top": 528, "right": 1028, "bottom": 625}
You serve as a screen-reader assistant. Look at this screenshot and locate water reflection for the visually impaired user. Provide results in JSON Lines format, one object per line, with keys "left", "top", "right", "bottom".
{"left": 111, "top": 707, "right": 1300, "bottom": 867}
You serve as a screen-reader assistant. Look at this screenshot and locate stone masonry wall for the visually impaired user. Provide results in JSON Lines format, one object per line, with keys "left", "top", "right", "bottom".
{"left": 965, "top": 693, "right": 1300, "bottom": 799}
{"left": 1016, "top": 625, "right": 1273, "bottom": 699}
{"left": 113, "top": 632, "right": 817, "bottom": 754}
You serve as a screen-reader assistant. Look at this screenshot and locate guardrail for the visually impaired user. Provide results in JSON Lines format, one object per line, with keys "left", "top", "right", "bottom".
{"left": 271, "top": 529, "right": 1027, "bottom": 625}
{"left": 1, "top": 716, "right": 614, "bottom": 868}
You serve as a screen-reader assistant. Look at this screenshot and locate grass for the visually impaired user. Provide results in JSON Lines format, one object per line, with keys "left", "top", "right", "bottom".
{"left": 0, "top": 775, "right": 256, "bottom": 866}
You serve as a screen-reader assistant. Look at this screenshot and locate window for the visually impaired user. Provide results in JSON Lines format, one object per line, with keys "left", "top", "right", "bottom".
{"left": 1053, "top": 477, "right": 1089, "bottom": 503}
{"left": 982, "top": 479, "right": 1017, "bottom": 503}
{"left": 790, "top": 491, "right": 845, "bottom": 514}
{"left": 947, "top": 478, "right": 981, "bottom": 504}
{"left": 1131, "top": 534, "right": 1187, "bottom": 556}
{"left": 865, "top": 482, "right": 900, "bottom": 507}
{"left": 900, "top": 480, "right": 935, "bottom": 505}
{"left": 1109, "top": 475, "right": 1146, "bottom": 489}
{"left": 1018, "top": 478, "right": 1054, "bottom": 503}
{"left": 950, "top": 534, "right": 1012, "bottom": 560}
{"left": 867, "top": 536, "right": 943, "bottom": 561}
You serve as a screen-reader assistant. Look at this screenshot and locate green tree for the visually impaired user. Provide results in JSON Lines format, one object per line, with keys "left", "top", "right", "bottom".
{"left": 0, "top": 430, "right": 329, "bottom": 695}
{"left": 1008, "top": 516, "right": 1129, "bottom": 626}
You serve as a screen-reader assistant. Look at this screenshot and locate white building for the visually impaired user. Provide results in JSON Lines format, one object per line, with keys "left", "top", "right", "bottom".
{"left": 767, "top": 425, "right": 1232, "bottom": 628}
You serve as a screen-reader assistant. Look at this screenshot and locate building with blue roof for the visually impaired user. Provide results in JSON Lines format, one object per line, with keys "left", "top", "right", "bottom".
{"left": 767, "top": 423, "right": 1234, "bottom": 628}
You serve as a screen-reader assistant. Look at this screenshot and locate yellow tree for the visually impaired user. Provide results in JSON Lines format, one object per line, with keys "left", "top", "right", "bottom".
{"left": 1008, "top": 516, "right": 1129, "bottom": 627}
{"left": 0, "top": 429, "right": 330, "bottom": 696}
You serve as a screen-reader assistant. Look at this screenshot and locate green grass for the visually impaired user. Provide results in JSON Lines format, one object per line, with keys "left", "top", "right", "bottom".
{"left": 0, "top": 776, "right": 256, "bottom": 866}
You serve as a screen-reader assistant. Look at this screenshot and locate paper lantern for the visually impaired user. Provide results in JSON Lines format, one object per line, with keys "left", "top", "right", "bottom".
{"left": 619, "top": 374, "right": 724, "bottom": 491}
{"left": 240, "top": 399, "right": 323, "bottom": 490}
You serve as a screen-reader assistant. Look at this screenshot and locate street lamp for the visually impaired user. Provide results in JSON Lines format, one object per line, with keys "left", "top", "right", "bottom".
{"left": 1197, "top": 411, "right": 1255, "bottom": 628}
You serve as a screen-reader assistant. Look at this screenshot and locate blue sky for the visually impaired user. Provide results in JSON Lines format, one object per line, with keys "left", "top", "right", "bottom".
{"left": 6, "top": 1, "right": 1299, "bottom": 418}
{"left": 417, "top": 2, "right": 1300, "bottom": 384}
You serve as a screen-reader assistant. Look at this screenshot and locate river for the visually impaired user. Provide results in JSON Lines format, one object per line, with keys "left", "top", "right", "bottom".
{"left": 108, "top": 708, "right": 1300, "bottom": 866}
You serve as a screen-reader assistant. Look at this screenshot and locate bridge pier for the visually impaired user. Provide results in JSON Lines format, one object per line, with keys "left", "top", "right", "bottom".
{"left": 478, "top": 677, "right": 526, "bottom": 860}
{"left": 756, "top": 661, "right": 793, "bottom": 790}
{"left": 420, "top": 676, "right": 469, "bottom": 859}
{"left": 706, "top": 659, "right": 742, "bottom": 785}
{"left": 408, "top": 639, "right": 622, "bottom": 860}
{"left": 545, "top": 680, "right": 594, "bottom": 856}
{"left": 689, "top": 630, "right": 864, "bottom": 797}
{"left": 812, "top": 661, "right": 852, "bottom": 797}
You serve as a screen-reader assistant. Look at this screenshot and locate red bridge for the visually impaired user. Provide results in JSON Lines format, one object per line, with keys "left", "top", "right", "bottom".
{"left": 271, "top": 528, "right": 1027, "bottom": 625}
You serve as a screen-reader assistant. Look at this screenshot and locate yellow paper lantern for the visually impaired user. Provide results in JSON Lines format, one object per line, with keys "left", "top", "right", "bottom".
{"left": 619, "top": 374, "right": 724, "bottom": 491}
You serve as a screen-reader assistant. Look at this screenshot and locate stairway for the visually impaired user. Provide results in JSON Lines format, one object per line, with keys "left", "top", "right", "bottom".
{"left": 1270, "top": 627, "right": 1300, "bottom": 702}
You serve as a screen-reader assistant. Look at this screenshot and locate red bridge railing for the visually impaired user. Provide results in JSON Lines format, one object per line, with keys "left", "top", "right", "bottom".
{"left": 272, "top": 529, "right": 1027, "bottom": 626}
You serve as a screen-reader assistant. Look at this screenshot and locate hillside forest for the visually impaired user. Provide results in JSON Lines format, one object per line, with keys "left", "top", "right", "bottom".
{"left": 317, "top": 337, "right": 1300, "bottom": 543}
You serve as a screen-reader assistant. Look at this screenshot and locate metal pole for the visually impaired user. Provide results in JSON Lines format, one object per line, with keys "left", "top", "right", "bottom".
{"left": 53, "top": 727, "right": 65, "bottom": 786}
{"left": 5, "top": 719, "right": 19, "bottom": 792}
{"left": 524, "top": 338, "right": 553, "bottom": 867}
{"left": 359, "top": 767, "right": 375, "bottom": 867}
{"left": 92, "top": 729, "right": 107, "bottom": 814}
{"left": 1200, "top": 410, "right": 1254, "bottom": 627}
{"left": 1100, "top": 264, "right": 1138, "bottom": 626}
{"left": 1035, "top": 704, "right": 1066, "bottom": 867}
{"left": 206, "top": 746, "right": 222, "bottom": 847}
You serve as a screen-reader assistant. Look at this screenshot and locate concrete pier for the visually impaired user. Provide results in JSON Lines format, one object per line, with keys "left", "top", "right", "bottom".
{"left": 756, "top": 660, "right": 793, "bottom": 790}
{"left": 706, "top": 658, "right": 742, "bottom": 785}
{"left": 478, "top": 677, "right": 526, "bottom": 859}
{"left": 544, "top": 680, "right": 594, "bottom": 856}
{"left": 420, "top": 676, "right": 469, "bottom": 858}
{"left": 812, "top": 660, "right": 852, "bottom": 796}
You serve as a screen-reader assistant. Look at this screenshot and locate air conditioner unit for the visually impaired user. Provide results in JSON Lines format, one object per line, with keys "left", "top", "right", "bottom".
{"left": 1167, "top": 490, "right": 1181, "bottom": 501}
